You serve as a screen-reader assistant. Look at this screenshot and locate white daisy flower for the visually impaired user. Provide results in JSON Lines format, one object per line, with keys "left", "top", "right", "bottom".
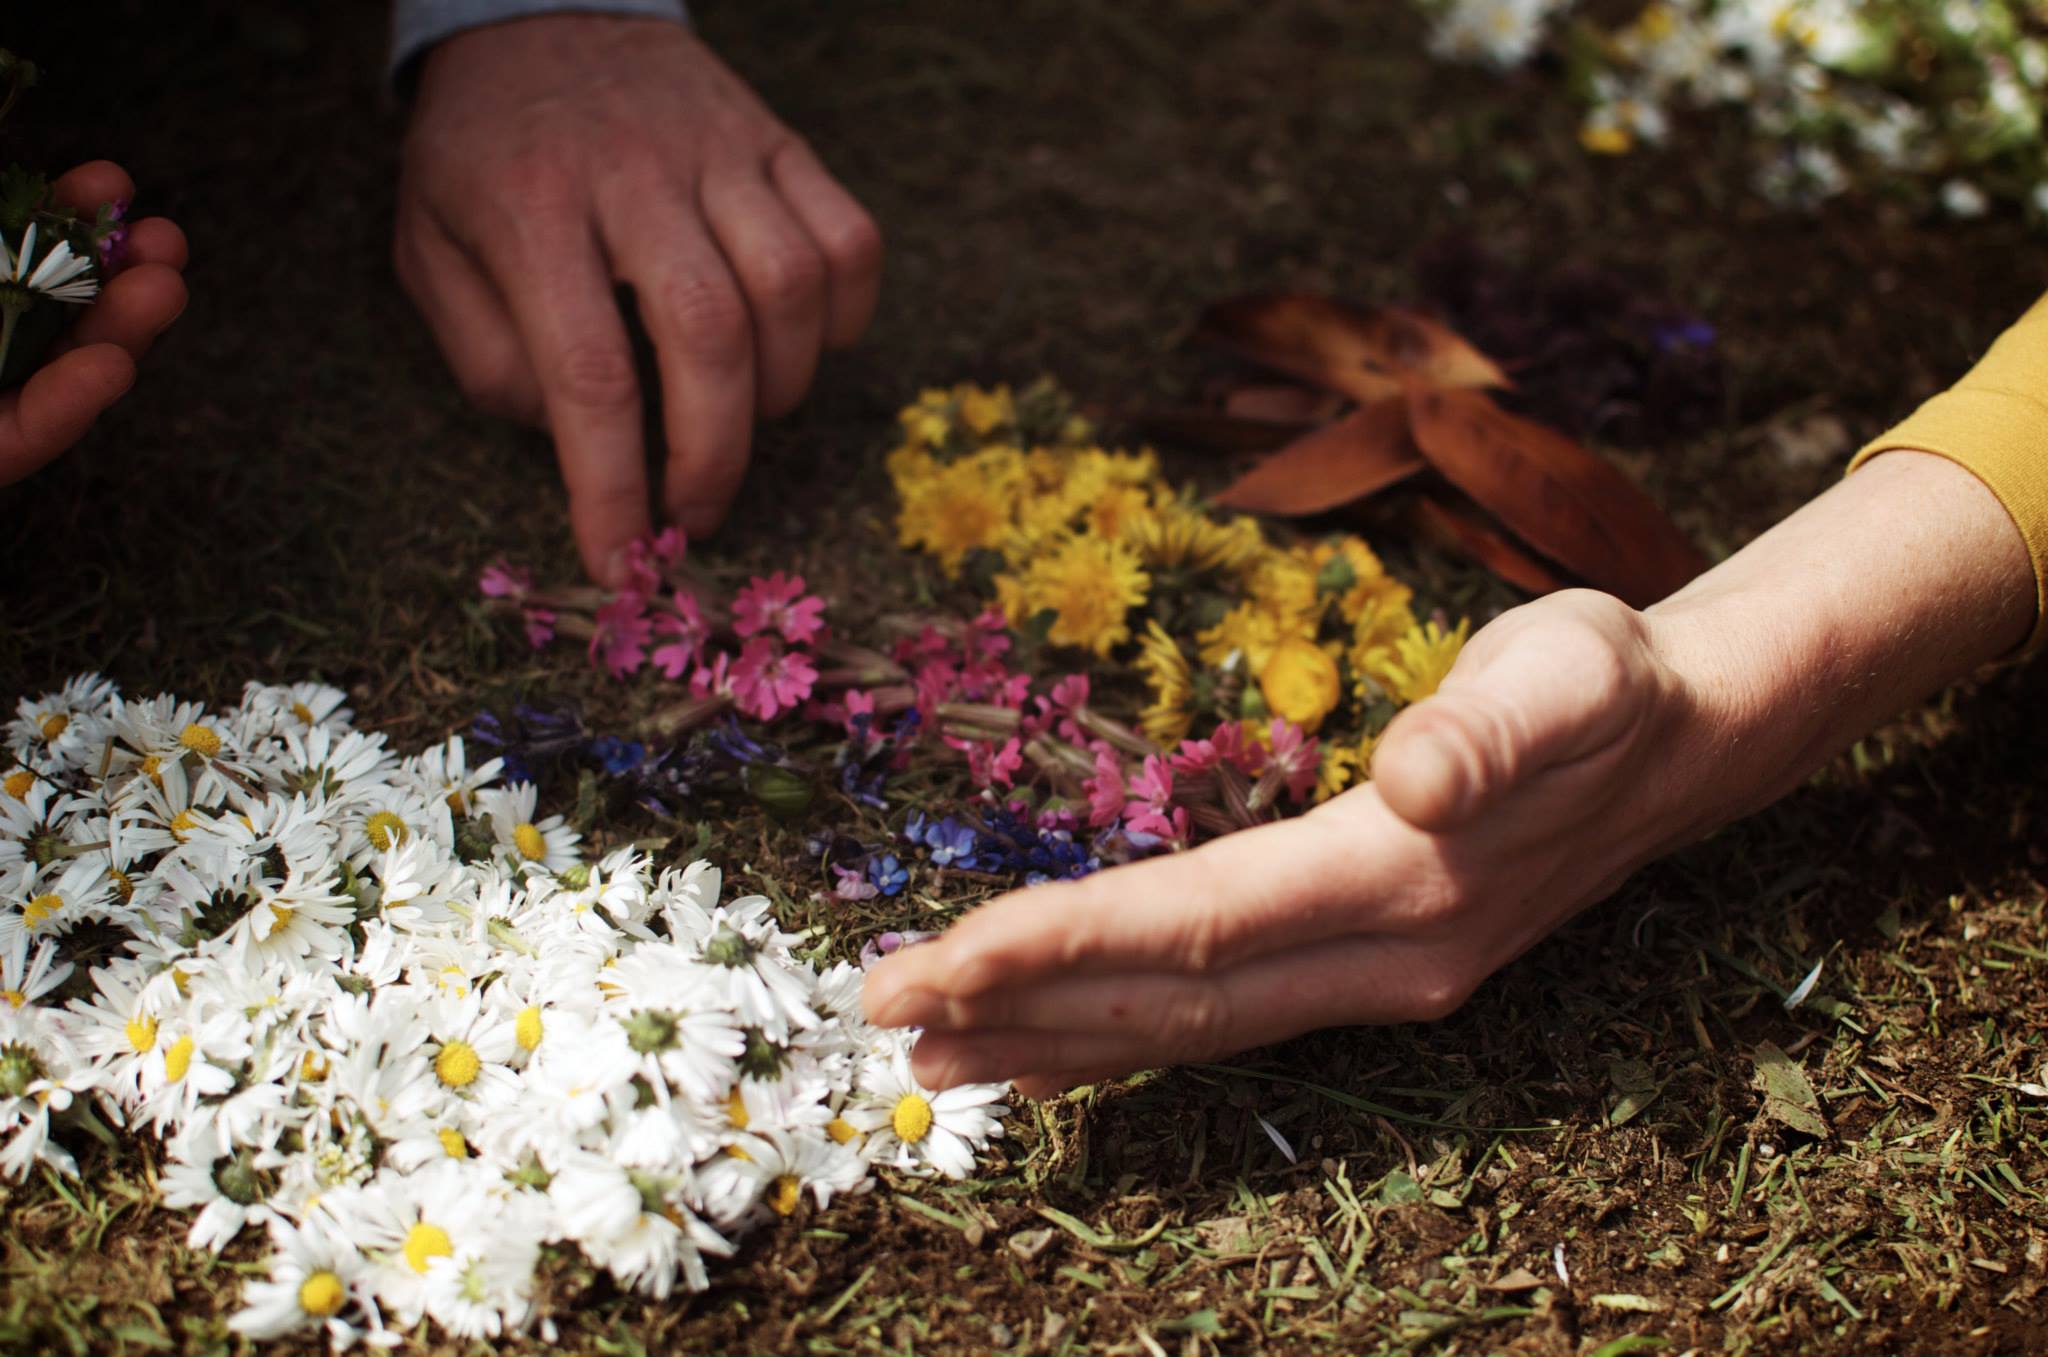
{"left": 845, "top": 1046, "right": 1008, "bottom": 1180}
{"left": 2, "top": 222, "right": 100, "bottom": 303}
{"left": 476, "top": 783, "right": 580, "bottom": 875}
{"left": 229, "top": 1215, "right": 392, "bottom": 1348}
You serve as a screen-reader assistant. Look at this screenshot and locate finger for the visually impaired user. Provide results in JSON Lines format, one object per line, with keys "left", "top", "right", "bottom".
{"left": 397, "top": 211, "right": 542, "bottom": 425}
{"left": 901, "top": 934, "right": 1466, "bottom": 1089}
{"left": 865, "top": 808, "right": 1395, "bottom": 1014}
{"left": 768, "top": 141, "right": 882, "bottom": 349}
{"left": 49, "top": 161, "right": 136, "bottom": 215}
{"left": 1011, "top": 1069, "right": 1129, "bottom": 1100}
{"left": 0, "top": 344, "right": 134, "bottom": 485}
{"left": 125, "top": 218, "right": 189, "bottom": 272}
{"left": 484, "top": 219, "right": 651, "bottom": 584}
{"left": 701, "top": 166, "right": 825, "bottom": 418}
{"left": 1374, "top": 594, "right": 1644, "bottom": 832}
{"left": 58, "top": 262, "right": 185, "bottom": 361}
{"left": 610, "top": 201, "right": 755, "bottom": 538}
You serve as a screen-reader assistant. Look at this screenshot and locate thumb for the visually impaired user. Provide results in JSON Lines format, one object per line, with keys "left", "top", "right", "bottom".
{"left": 1372, "top": 592, "right": 1652, "bottom": 832}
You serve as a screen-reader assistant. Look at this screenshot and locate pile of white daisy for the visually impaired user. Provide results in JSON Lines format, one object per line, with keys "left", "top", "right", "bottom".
{"left": 0, "top": 675, "right": 1007, "bottom": 1347}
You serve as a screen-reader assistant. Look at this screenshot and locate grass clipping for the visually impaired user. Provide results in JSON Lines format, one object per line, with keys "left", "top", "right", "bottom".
{"left": 0, "top": 676, "right": 1005, "bottom": 1345}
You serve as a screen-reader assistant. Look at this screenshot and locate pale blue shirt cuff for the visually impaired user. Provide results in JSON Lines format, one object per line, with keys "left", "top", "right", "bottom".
{"left": 391, "top": 0, "right": 690, "bottom": 82}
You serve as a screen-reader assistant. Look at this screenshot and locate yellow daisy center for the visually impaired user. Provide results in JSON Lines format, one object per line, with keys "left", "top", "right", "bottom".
{"left": 725, "top": 1087, "right": 750, "bottom": 1130}
{"left": 24, "top": 894, "right": 62, "bottom": 928}
{"left": 892, "top": 1093, "right": 934, "bottom": 1144}
{"left": 514, "top": 1005, "right": 544, "bottom": 1052}
{"left": 434, "top": 1040, "right": 482, "bottom": 1088}
{"left": 139, "top": 754, "right": 163, "bottom": 786}
{"left": 169, "top": 809, "right": 198, "bottom": 842}
{"left": 724, "top": 1143, "right": 753, "bottom": 1163}
{"left": 364, "top": 811, "right": 407, "bottom": 852}
{"left": 164, "top": 1034, "right": 195, "bottom": 1082}
{"left": 299, "top": 1051, "right": 329, "bottom": 1082}
{"left": 826, "top": 1117, "right": 861, "bottom": 1145}
{"left": 3, "top": 770, "right": 32, "bottom": 799}
{"left": 109, "top": 868, "right": 134, "bottom": 903}
{"left": 0, "top": 990, "right": 23, "bottom": 1009}
{"left": 444, "top": 789, "right": 466, "bottom": 815}
{"left": 39, "top": 713, "right": 68, "bottom": 741}
{"left": 289, "top": 702, "right": 316, "bottom": 726}
{"left": 125, "top": 1016, "right": 158, "bottom": 1054}
{"left": 512, "top": 822, "right": 548, "bottom": 861}
{"left": 771, "top": 1174, "right": 803, "bottom": 1217}
{"left": 403, "top": 1222, "right": 453, "bottom": 1274}
{"left": 298, "top": 1270, "right": 347, "bottom": 1317}
{"left": 436, "top": 965, "right": 469, "bottom": 997}
{"left": 268, "top": 904, "right": 295, "bottom": 931}
{"left": 437, "top": 1128, "right": 469, "bottom": 1158}
{"left": 179, "top": 724, "right": 222, "bottom": 759}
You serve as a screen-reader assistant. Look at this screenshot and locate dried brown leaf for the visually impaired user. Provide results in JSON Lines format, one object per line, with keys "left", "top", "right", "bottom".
{"left": 1197, "top": 293, "right": 1511, "bottom": 404}
{"left": 1213, "top": 400, "right": 1424, "bottom": 516}
{"left": 1409, "top": 494, "right": 1570, "bottom": 596}
{"left": 1405, "top": 387, "right": 1705, "bottom": 607}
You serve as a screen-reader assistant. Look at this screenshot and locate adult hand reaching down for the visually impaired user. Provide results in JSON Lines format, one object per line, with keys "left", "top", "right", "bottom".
{"left": 395, "top": 15, "right": 883, "bottom": 586}
{"left": 864, "top": 450, "right": 2035, "bottom": 1097}
{"left": 2, "top": 160, "right": 188, "bottom": 485}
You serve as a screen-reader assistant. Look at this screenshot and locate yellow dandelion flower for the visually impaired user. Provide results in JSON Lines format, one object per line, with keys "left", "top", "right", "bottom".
{"left": 897, "top": 389, "right": 955, "bottom": 449}
{"left": 1133, "top": 501, "right": 1267, "bottom": 576}
{"left": 1246, "top": 549, "right": 1321, "bottom": 627}
{"left": 1259, "top": 637, "right": 1343, "bottom": 733}
{"left": 1311, "top": 537, "right": 1415, "bottom": 626}
{"left": 1313, "top": 732, "right": 1377, "bottom": 804}
{"left": 1367, "top": 619, "right": 1471, "bottom": 706}
{"left": 1135, "top": 621, "right": 1195, "bottom": 746}
{"left": 956, "top": 382, "right": 1014, "bottom": 436}
{"left": 1001, "top": 534, "right": 1150, "bottom": 657}
{"left": 1084, "top": 482, "right": 1155, "bottom": 543}
{"left": 894, "top": 446, "right": 1026, "bottom": 574}
{"left": 1196, "top": 600, "right": 1292, "bottom": 673}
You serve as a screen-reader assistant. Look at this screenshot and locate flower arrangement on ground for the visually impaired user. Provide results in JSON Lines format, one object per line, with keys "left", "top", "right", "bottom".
{"left": 0, "top": 676, "right": 1007, "bottom": 1346}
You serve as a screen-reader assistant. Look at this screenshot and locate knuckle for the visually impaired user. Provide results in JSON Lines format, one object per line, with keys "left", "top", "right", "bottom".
{"left": 822, "top": 210, "right": 883, "bottom": 276}
{"left": 748, "top": 242, "right": 825, "bottom": 311}
{"left": 654, "top": 274, "right": 751, "bottom": 362}
{"left": 1405, "top": 966, "right": 1474, "bottom": 1022}
{"left": 552, "top": 340, "right": 638, "bottom": 411}
{"left": 500, "top": 152, "right": 582, "bottom": 214}
{"left": 1174, "top": 908, "right": 1225, "bottom": 973}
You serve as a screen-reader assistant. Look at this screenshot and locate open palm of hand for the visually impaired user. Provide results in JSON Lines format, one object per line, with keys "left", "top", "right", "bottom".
{"left": 864, "top": 589, "right": 1736, "bottom": 1097}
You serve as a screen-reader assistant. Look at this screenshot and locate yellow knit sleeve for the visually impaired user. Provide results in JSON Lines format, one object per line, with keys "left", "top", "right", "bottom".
{"left": 1850, "top": 292, "right": 2048, "bottom": 653}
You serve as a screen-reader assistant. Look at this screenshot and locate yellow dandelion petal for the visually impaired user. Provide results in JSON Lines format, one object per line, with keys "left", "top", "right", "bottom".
{"left": 1259, "top": 637, "right": 1343, "bottom": 733}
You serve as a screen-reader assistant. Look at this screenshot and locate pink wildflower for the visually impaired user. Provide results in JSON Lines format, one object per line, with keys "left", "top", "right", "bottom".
{"left": 618, "top": 527, "right": 688, "bottom": 596}
{"left": 589, "top": 594, "right": 653, "bottom": 677}
{"left": 1085, "top": 747, "right": 1128, "bottom": 828}
{"left": 730, "top": 637, "right": 818, "bottom": 720}
{"left": 733, "top": 571, "right": 826, "bottom": 646}
{"left": 691, "top": 650, "right": 734, "bottom": 699}
{"left": 1032, "top": 673, "right": 1091, "bottom": 741}
{"left": 842, "top": 688, "right": 878, "bottom": 736}
{"left": 957, "top": 736, "right": 1022, "bottom": 789}
{"left": 1122, "top": 755, "right": 1187, "bottom": 841}
{"left": 522, "top": 607, "right": 558, "bottom": 650}
{"left": 1265, "top": 719, "right": 1322, "bottom": 803}
{"left": 650, "top": 590, "right": 710, "bottom": 679}
{"left": 479, "top": 560, "right": 532, "bottom": 600}
{"left": 832, "top": 863, "right": 879, "bottom": 901}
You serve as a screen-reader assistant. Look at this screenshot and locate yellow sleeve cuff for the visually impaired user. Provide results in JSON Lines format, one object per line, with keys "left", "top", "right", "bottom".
{"left": 1851, "top": 314, "right": 2048, "bottom": 655}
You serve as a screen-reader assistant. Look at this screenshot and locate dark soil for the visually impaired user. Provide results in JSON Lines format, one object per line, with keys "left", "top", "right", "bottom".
{"left": 3, "top": 2, "right": 2047, "bottom": 1353}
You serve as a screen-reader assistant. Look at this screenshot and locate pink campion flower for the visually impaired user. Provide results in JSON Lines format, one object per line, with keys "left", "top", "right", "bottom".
{"left": 1032, "top": 673, "right": 1091, "bottom": 741}
{"left": 842, "top": 688, "right": 878, "bottom": 736}
{"left": 1216, "top": 719, "right": 1265, "bottom": 776}
{"left": 1121, "top": 755, "right": 1187, "bottom": 842}
{"left": 730, "top": 637, "right": 818, "bottom": 720}
{"left": 832, "top": 863, "right": 879, "bottom": 901}
{"left": 618, "top": 527, "right": 689, "bottom": 597}
{"left": 649, "top": 590, "right": 710, "bottom": 679}
{"left": 913, "top": 658, "right": 959, "bottom": 714}
{"left": 733, "top": 571, "right": 826, "bottom": 646}
{"left": 648, "top": 525, "right": 687, "bottom": 568}
{"left": 523, "top": 607, "right": 558, "bottom": 650}
{"left": 1266, "top": 719, "right": 1322, "bottom": 803}
{"left": 963, "top": 608, "right": 1013, "bottom": 663}
{"left": 951, "top": 736, "right": 1022, "bottom": 789}
{"left": 1170, "top": 734, "right": 1222, "bottom": 778}
{"left": 479, "top": 560, "right": 532, "bottom": 600}
{"left": 1085, "top": 746, "right": 1128, "bottom": 828}
{"left": 691, "top": 650, "right": 734, "bottom": 699}
{"left": 589, "top": 594, "right": 653, "bottom": 677}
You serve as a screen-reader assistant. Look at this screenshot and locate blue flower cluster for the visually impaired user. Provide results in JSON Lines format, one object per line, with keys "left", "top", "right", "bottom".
{"left": 904, "top": 807, "right": 1100, "bottom": 886}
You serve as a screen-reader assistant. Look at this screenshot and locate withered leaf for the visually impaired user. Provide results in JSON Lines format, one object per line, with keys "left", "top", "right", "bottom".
{"left": 1197, "top": 293, "right": 1511, "bottom": 404}
{"left": 1221, "top": 381, "right": 1347, "bottom": 425}
{"left": 1405, "top": 387, "right": 1706, "bottom": 607}
{"left": 1408, "top": 493, "right": 1570, "bottom": 596}
{"left": 1213, "top": 400, "right": 1424, "bottom": 515}
{"left": 1753, "top": 1041, "right": 1830, "bottom": 1139}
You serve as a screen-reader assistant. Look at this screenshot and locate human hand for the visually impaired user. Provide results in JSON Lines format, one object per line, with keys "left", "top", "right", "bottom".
{"left": 863, "top": 590, "right": 1721, "bottom": 1095}
{"left": 395, "top": 16, "right": 883, "bottom": 585}
{"left": 1, "top": 161, "right": 188, "bottom": 486}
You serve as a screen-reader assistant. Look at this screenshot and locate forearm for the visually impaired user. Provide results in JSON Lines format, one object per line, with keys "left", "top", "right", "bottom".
{"left": 1647, "top": 448, "right": 2032, "bottom": 825}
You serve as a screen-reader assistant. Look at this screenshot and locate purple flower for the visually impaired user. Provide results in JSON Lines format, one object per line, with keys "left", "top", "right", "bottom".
{"left": 859, "top": 929, "right": 937, "bottom": 970}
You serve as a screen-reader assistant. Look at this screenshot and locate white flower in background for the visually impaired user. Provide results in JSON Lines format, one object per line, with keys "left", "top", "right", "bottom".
{"left": 0, "top": 674, "right": 1012, "bottom": 1343}
{"left": 845, "top": 1047, "right": 1007, "bottom": 1180}
{"left": 1942, "top": 179, "right": 1991, "bottom": 218}
{"left": 1426, "top": 0, "right": 1557, "bottom": 69}
{"left": 476, "top": 783, "right": 580, "bottom": 874}
{"left": 1, "top": 223, "right": 98, "bottom": 304}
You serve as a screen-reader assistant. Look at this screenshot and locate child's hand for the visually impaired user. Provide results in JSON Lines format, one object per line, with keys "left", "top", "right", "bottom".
{"left": 1, "top": 160, "right": 187, "bottom": 486}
